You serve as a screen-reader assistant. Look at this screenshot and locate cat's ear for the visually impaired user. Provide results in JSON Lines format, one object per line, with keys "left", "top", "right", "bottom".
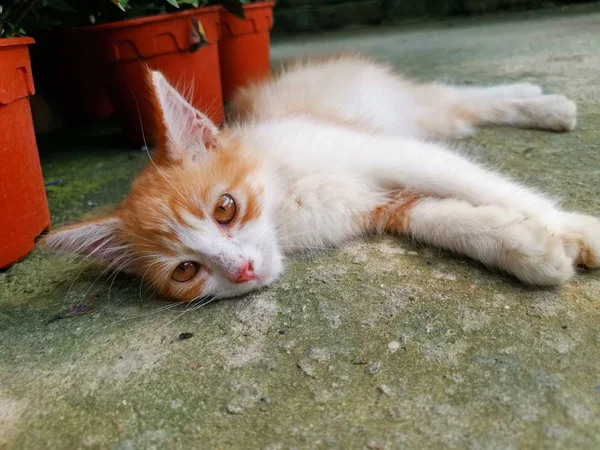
{"left": 42, "top": 216, "right": 130, "bottom": 264}
{"left": 150, "top": 71, "right": 218, "bottom": 163}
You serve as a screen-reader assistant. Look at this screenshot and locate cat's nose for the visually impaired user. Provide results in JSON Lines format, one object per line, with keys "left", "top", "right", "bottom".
{"left": 235, "top": 262, "right": 256, "bottom": 283}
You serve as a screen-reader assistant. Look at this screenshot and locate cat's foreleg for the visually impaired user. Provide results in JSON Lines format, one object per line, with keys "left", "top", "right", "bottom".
{"left": 370, "top": 195, "right": 574, "bottom": 285}
{"left": 356, "top": 137, "right": 600, "bottom": 270}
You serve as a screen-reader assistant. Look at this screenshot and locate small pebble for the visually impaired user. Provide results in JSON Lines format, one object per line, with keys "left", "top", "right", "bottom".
{"left": 226, "top": 404, "right": 244, "bottom": 415}
{"left": 367, "top": 361, "right": 381, "bottom": 375}
{"left": 387, "top": 341, "right": 400, "bottom": 353}
{"left": 377, "top": 384, "right": 394, "bottom": 397}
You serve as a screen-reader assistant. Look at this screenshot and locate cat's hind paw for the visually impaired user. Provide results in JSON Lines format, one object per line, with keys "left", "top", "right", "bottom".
{"left": 527, "top": 94, "right": 577, "bottom": 132}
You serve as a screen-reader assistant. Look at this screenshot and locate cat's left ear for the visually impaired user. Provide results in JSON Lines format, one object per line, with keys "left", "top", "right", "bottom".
{"left": 150, "top": 71, "right": 219, "bottom": 163}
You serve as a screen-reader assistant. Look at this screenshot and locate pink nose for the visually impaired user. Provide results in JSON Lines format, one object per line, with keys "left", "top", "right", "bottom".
{"left": 235, "top": 262, "right": 256, "bottom": 283}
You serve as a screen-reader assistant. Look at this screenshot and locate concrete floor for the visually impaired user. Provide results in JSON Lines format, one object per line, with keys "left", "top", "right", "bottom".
{"left": 2, "top": 6, "right": 600, "bottom": 449}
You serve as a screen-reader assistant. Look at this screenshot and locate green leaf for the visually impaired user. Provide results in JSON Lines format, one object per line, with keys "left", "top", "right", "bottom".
{"left": 165, "top": 0, "right": 180, "bottom": 8}
{"left": 113, "top": 0, "right": 129, "bottom": 12}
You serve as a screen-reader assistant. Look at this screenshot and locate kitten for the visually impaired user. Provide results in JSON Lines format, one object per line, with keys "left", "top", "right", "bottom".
{"left": 45, "top": 54, "right": 599, "bottom": 302}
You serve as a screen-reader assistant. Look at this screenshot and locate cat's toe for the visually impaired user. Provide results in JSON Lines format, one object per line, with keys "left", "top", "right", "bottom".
{"left": 560, "top": 213, "right": 600, "bottom": 268}
{"left": 503, "top": 217, "right": 574, "bottom": 285}
{"left": 520, "top": 233, "right": 574, "bottom": 286}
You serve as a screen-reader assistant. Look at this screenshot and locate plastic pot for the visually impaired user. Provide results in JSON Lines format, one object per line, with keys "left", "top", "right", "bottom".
{"left": 79, "top": 6, "right": 223, "bottom": 148}
{"left": 219, "top": 2, "right": 274, "bottom": 100}
{"left": 0, "top": 37, "right": 51, "bottom": 268}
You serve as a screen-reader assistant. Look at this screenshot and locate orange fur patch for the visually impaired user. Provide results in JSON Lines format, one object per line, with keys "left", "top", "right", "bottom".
{"left": 563, "top": 234, "right": 596, "bottom": 267}
{"left": 365, "top": 191, "right": 422, "bottom": 234}
{"left": 240, "top": 184, "right": 262, "bottom": 226}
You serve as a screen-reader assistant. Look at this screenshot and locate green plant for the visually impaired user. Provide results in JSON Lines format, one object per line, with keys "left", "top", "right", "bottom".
{"left": 67, "top": 1, "right": 206, "bottom": 26}
{"left": 111, "top": 0, "right": 204, "bottom": 19}
{"left": 0, "top": 0, "right": 75, "bottom": 38}
{"left": 0, "top": 0, "right": 263, "bottom": 36}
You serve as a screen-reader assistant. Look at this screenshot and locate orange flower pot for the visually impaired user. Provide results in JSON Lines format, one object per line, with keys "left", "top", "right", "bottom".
{"left": 79, "top": 7, "right": 223, "bottom": 148}
{"left": 219, "top": 2, "right": 274, "bottom": 100}
{"left": 0, "top": 37, "right": 51, "bottom": 268}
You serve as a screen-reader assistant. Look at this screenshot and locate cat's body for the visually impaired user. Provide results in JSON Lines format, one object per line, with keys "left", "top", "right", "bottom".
{"left": 46, "top": 55, "right": 600, "bottom": 302}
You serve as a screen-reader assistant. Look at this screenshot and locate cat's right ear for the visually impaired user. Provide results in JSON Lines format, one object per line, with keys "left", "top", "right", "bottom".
{"left": 41, "top": 216, "right": 131, "bottom": 265}
{"left": 150, "top": 71, "right": 219, "bottom": 164}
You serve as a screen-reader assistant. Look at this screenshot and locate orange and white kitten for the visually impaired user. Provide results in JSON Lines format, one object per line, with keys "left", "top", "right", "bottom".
{"left": 46, "top": 55, "right": 599, "bottom": 302}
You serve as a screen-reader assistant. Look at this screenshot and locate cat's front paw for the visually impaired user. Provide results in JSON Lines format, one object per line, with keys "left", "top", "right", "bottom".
{"left": 559, "top": 213, "right": 600, "bottom": 268}
{"left": 500, "top": 215, "right": 574, "bottom": 286}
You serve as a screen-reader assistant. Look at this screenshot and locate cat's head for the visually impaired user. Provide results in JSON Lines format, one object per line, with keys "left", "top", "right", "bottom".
{"left": 44, "top": 72, "right": 283, "bottom": 301}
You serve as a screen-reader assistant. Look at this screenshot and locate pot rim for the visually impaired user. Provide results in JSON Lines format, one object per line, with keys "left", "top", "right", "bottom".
{"left": 0, "top": 37, "right": 35, "bottom": 48}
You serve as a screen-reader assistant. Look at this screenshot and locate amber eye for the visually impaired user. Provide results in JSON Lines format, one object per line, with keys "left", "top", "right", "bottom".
{"left": 171, "top": 262, "right": 200, "bottom": 283}
{"left": 214, "top": 194, "right": 236, "bottom": 225}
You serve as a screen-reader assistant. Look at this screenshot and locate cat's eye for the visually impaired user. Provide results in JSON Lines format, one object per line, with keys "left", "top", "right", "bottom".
{"left": 171, "top": 261, "right": 200, "bottom": 282}
{"left": 214, "top": 194, "right": 236, "bottom": 225}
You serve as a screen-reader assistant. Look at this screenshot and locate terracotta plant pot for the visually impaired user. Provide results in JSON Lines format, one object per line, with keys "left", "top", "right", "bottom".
{"left": 219, "top": 2, "right": 274, "bottom": 100}
{"left": 30, "top": 30, "right": 114, "bottom": 123}
{"left": 0, "top": 37, "right": 51, "bottom": 268}
{"left": 78, "top": 6, "right": 223, "bottom": 148}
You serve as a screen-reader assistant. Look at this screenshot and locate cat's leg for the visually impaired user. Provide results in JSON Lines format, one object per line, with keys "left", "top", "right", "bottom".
{"left": 411, "top": 82, "right": 576, "bottom": 139}
{"left": 370, "top": 194, "right": 574, "bottom": 285}
{"left": 351, "top": 135, "right": 600, "bottom": 270}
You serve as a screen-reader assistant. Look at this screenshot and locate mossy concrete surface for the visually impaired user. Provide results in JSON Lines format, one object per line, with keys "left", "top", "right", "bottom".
{"left": 2, "top": 8, "right": 600, "bottom": 450}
